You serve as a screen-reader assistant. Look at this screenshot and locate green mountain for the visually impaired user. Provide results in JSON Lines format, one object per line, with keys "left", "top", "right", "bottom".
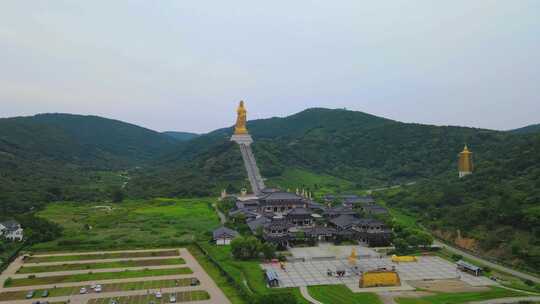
{"left": 0, "top": 113, "right": 179, "bottom": 214}
{"left": 510, "top": 123, "right": 540, "bottom": 134}
{"left": 163, "top": 131, "right": 200, "bottom": 141}
{"left": 131, "top": 108, "right": 508, "bottom": 195}
{"left": 381, "top": 133, "right": 540, "bottom": 272}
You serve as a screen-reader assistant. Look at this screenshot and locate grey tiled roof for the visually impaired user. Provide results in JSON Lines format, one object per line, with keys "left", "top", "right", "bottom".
{"left": 247, "top": 216, "right": 271, "bottom": 232}
{"left": 260, "top": 191, "right": 304, "bottom": 201}
{"left": 212, "top": 227, "right": 239, "bottom": 240}
{"left": 329, "top": 214, "right": 361, "bottom": 229}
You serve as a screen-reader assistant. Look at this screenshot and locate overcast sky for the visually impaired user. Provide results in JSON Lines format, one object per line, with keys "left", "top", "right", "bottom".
{"left": 1, "top": 1, "right": 539, "bottom": 133}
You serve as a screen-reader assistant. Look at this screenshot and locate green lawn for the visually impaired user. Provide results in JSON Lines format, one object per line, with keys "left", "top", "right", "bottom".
{"left": 5, "top": 267, "right": 192, "bottom": 287}
{"left": 18, "top": 258, "right": 184, "bottom": 273}
{"left": 25, "top": 250, "right": 179, "bottom": 263}
{"left": 395, "top": 287, "right": 526, "bottom": 304}
{"left": 307, "top": 285, "right": 382, "bottom": 304}
{"left": 199, "top": 243, "right": 309, "bottom": 304}
{"left": 0, "top": 278, "right": 198, "bottom": 301}
{"left": 32, "top": 198, "right": 221, "bottom": 251}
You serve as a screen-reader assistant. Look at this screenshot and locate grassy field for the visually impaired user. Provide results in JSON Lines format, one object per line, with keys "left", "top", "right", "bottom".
{"left": 87, "top": 290, "right": 210, "bottom": 304}
{"left": 198, "top": 243, "right": 309, "bottom": 304}
{"left": 5, "top": 267, "right": 193, "bottom": 287}
{"left": 33, "top": 198, "right": 221, "bottom": 251}
{"left": 395, "top": 287, "right": 525, "bottom": 304}
{"left": 307, "top": 285, "right": 382, "bottom": 304}
{"left": 0, "top": 278, "right": 199, "bottom": 301}
{"left": 18, "top": 258, "right": 185, "bottom": 274}
{"left": 25, "top": 250, "right": 179, "bottom": 263}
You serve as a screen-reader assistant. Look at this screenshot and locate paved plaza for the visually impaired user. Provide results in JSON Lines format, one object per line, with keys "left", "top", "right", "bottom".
{"left": 261, "top": 256, "right": 496, "bottom": 291}
{"left": 288, "top": 243, "right": 381, "bottom": 260}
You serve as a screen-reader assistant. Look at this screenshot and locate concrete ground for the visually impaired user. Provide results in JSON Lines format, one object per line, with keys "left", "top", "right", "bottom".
{"left": 0, "top": 248, "right": 229, "bottom": 304}
{"left": 261, "top": 255, "right": 496, "bottom": 292}
{"left": 288, "top": 243, "right": 380, "bottom": 260}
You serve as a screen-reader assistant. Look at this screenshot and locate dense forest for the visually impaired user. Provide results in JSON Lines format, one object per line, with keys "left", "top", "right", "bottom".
{"left": 1, "top": 109, "right": 538, "bottom": 270}
{"left": 380, "top": 133, "right": 540, "bottom": 271}
{"left": 0, "top": 113, "right": 179, "bottom": 214}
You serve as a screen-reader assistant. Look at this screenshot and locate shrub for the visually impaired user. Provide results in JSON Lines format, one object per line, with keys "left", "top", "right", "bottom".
{"left": 452, "top": 254, "right": 463, "bottom": 261}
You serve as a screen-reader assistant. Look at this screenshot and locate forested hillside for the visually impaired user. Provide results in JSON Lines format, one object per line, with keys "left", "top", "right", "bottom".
{"left": 130, "top": 108, "right": 511, "bottom": 195}
{"left": 510, "top": 123, "right": 540, "bottom": 134}
{"left": 0, "top": 113, "right": 179, "bottom": 214}
{"left": 163, "top": 131, "right": 200, "bottom": 141}
{"left": 380, "top": 133, "right": 540, "bottom": 271}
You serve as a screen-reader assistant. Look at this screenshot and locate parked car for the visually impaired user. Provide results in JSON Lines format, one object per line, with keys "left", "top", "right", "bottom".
{"left": 80, "top": 287, "right": 88, "bottom": 294}
{"left": 169, "top": 295, "right": 177, "bottom": 303}
{"left": 41, "top": 290, "right": 49, "bottom": 297}
{"left": 26, "top": 290, "right": 35, "bottom": 299}
{"left": 94, "top": 284, "right": 102, "bottom": 293}
{"left": 109, "top": 300, "right": 118, "bottom": 304}
{"left": 155, "top": 291, "right": 162, "bottom": 299}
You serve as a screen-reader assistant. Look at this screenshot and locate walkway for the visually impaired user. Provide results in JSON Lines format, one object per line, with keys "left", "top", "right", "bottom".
{"left": 299, "top": 286, "right": 323, "bottom": 304}
{"left": 434, "top": 240, "right": 540, "bottom": 283}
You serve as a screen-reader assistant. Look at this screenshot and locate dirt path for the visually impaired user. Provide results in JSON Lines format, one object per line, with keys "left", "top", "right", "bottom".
{"left": 212, "top": 203, "right": 227, "bottom": 225}
{"left": 0, "top": 248, "right": 230, "bottom": 304}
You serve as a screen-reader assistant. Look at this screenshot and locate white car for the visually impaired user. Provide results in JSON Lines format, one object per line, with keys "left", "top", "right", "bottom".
{"left": 155, "top": 292, "right": 162, "bottom": 299}
{"left": 80, "top": 287, "right": 87, "bottom": 294}
{"left": 169, "top": 296, "right": 177, "bottom": 303}
{"left": 94, "top": 285, "right": 102, "bottom": 293}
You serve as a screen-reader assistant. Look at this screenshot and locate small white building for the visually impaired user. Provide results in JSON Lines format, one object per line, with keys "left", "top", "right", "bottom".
{"left": 0, "top": 220, "right": 24, "bottom": 241}
{"left": 212, "top": 227, "right": 239, "bottom": 245}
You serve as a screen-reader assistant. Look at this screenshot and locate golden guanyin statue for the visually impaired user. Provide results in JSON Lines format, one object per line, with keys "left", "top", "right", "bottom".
{"left": 234, "top": 100, "right": 248, "bottom": 135}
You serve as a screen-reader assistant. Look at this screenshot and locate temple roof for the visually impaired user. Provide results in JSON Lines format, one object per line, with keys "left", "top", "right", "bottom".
{"left": 260, "top": 191, "right": 305, "bottom": 201}
{"left": 212, "top": 227, "right": 239, "bottom": 240}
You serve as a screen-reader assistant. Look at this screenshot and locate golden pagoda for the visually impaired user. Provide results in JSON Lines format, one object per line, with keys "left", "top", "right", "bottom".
{"left": 234, "top": 100, "right": 248, "bottom": 135}
{"left": 458, "top": 145, "right": 473, "bottom": 178}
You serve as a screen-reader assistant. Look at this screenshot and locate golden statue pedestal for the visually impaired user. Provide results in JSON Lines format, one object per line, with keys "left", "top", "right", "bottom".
{"left": 231, "top": 134, "right": 253, "bottom": 145}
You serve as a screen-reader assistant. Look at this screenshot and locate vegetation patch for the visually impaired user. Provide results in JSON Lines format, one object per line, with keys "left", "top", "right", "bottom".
{"left": 32, "top": 198, "right": 220, "bottom": 251}
{"left": 395, "top": 286, "right": 525, "bottom": 304}
{"left": 198, "top": 243, "right": 308, "bottom": 304}
{"left": 25, "top": 250, "right": 179, "bottom": 263}
{"left": 18, "top": 258, "right": 184, "bottom": 273}
{"left": 5, "top": 267, "right": 192, "bottom": 287}
{"left": 307, "top": 285, "right": 382, "bottom": 304}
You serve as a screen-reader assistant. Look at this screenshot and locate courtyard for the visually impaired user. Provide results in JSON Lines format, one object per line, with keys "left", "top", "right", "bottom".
{"left": 262, "top": 244, "right": 496, "bottom": 292}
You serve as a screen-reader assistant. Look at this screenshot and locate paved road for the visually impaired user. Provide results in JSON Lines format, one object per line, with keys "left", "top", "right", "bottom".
{"left": 299, "top": 286, "right": 323, "bottom": 304}
{"left": 434, "top": 240, "right": 540, "bottom": 284}
{"left": 0, "top": 248, "right": 230, "bottom": 304}
{"left": 470, "top": 296, "right": 540, "bottom": 304}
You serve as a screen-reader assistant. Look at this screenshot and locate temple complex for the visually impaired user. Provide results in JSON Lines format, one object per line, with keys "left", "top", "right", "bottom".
{"left": 458, "top": 145, "right": 473, "bottom": 178}
{"left": 226, "top": 101, "right": 391, "bottom": 248}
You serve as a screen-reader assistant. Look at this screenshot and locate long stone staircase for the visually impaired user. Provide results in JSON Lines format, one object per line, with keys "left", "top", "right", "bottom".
{"left": 238, "top": 143, "right": 265, "bottom": 195}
